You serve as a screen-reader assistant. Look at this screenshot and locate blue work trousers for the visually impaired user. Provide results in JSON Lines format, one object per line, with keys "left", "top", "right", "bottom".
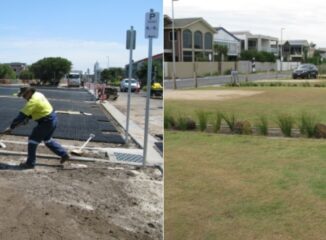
{"left": 26, "top": 112, "right": 68, "bottom": 166}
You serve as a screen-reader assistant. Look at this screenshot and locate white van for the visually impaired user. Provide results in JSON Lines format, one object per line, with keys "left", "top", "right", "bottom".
{"left": 67, "top": 72, "right": 81, "bottom": 87}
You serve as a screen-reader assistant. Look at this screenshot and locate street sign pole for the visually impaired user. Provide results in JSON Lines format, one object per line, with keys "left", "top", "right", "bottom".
{"left": 143, "top": 9, "right": 159, "bottom": 166}
{"left": 125, "top": 26, "right": 136, "bottom": 144}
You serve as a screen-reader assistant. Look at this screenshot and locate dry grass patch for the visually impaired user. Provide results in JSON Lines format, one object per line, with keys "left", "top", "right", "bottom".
{"left": 165, "top": 131, "right": 326, "bottom": 240}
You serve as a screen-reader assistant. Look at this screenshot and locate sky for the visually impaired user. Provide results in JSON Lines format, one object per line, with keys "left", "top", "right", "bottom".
{"left": 164, "top": 0, "right": 326, "bottom": 48}
{"left": 0, "top": 0, "right": 162, "bottom": 72}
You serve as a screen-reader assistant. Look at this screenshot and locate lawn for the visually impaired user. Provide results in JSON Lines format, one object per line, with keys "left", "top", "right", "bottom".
{"left": 165, "top": 87, "right": 326, "bottom": 127}
{"left": 164, "top": 131, "right": 326, "bottom": 240}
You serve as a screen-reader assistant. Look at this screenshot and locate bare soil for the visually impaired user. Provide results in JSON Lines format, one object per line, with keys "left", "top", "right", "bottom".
{"left": 164, "top": 89, "right": 264, "bottom": 101}
{"left": 0, "top": 136, "right": 163, "bottom": 240}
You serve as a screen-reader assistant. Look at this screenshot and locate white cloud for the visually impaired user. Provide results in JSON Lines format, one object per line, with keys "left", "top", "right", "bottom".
{"left": 164, "top": 0, "right": 326, "bottom": 47}
{"left": 0, "top": 38, "right": 162, "bottom": 72}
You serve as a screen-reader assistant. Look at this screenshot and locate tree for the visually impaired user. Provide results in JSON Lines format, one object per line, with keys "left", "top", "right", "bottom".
{"left": 101, "top": 67, "right": 124, "bottom": 84}
{"left": 240, "top": 50, "right": 276, "bottom": 62}
{"left": 30, "top": 57, "right": 72, "bottom": 85}
{"left": 19, "top": 69, "right": 34, "bottom": 80}
{"left": 0, "top": 64, "right": 16, "bottom": 79}
{"left": 214, "top": 44, "right": 228, "bottom": 61}
{"left": 136, "top": 59, "right": 162, "bottom": 87}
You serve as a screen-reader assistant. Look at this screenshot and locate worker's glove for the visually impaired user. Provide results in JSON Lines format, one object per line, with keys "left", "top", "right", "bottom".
{"left": 22, "top": 118, "right": 30, "bottom": 125}
{"left": 3, "top": 127, "right": 12, "bottom": 135}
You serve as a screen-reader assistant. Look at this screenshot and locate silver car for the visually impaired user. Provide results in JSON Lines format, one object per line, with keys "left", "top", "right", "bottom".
{"left": 120, "top": 78, "right": 140, "bottom": 92}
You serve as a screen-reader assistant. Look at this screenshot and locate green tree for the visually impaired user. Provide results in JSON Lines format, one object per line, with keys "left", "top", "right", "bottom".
{"left": 136, "top": 59, "right": 162, "bottom": 87}
{"left": 306, "top": 50, "right": 322, "bottom": 65}
{"left": 240, "top": 50, "right": 276, "bottom": 62}
{"left": 101, "top": 67, "right": 124, "bottom": 84}
{"left": 19, "top": 69, "right": 34, "bottom": 80}
{"left": 213, "top": 44, "right": 228, "bottom": 61}
{"left": 30, "top": 57, "right": 72, "bottom": 85}
{"left": 0, "top": 64, "right": 16, "bottom": 79}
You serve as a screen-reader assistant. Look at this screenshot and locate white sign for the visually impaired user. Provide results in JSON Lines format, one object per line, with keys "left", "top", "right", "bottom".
{"left": 145, "top": 11, "right": 159, "bottom": 38}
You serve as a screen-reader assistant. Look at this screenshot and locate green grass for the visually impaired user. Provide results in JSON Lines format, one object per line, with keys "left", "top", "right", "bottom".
{"left": 165, "top": 87, "right": 326, "bottom": 128}
{"left": 165, "top": 131, "right": 326, "bottom": 240}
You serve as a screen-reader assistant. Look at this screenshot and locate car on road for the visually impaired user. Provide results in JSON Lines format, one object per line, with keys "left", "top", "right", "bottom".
{"left": 292, "top": 64, "right": 318, "bottom": 79}
{"left": 120, "top": 78, "right": 140, "bottom": 92}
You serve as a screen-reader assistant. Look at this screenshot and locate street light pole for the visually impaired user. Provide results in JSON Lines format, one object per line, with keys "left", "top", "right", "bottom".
{"left": 172, "top": 0, "right": 178, "bottom": 89}
{"left": 280, "top": 28, "right": 285, "bottom": 72}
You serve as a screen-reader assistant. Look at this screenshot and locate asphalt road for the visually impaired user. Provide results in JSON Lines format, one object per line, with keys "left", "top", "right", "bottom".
{"left": 164, "top": 72, "right": 291, "bottom": 89}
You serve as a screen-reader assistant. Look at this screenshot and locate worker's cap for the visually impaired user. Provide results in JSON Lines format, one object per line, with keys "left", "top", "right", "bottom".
{"left": 17, "top": 87, "right": 36, "bottom": 97}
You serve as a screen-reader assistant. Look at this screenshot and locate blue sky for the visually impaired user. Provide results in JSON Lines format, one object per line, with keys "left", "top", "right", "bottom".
{"left": 0, "top": 0, "right": 162, "bottom": 72}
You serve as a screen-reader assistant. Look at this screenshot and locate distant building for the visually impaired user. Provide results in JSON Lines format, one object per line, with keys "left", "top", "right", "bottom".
{"left": 214, "top": 27, "right": 241, "bottom": 60}
{"left": 318, "top": 48, "right": 326, "bottom": 61}
{"left": 283, "top": 40, "right": 309, "bottom": 61}
{"left": 125, "top": 53, "right": 163, "bottom": 85}
{"left": 164, "top": 15, "right": 216, "bottom": 62}
{"left": 231, "top": 31, "right": 279, "bottom": 55}
{"left": 5, "top": 62, "right": 27, "bottom": 75}
{"left": 93, "top": 62, "right": 102, "bottom": 83}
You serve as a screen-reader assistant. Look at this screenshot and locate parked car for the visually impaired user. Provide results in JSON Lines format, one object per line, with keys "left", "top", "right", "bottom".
{"left": 120, "top": 78, "right": 140, "bottom": 92}
{"left": 292, "top": 64, "right": 318, "bottom": 79}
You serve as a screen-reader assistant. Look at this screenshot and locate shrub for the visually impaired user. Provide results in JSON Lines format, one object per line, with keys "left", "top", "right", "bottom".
{"left": 213, "top": 112, "right": 223, "bottom": 133}
{"left": 185, "top": 117, "right": 197, "bottom": 130}
{"left": 176, "top": 115, "right": 188, "bottom": 131}
{"left": 276, "top": 114, "right": 295, "bottom": 137}
{"left": 164, "top": 110, "right": 175, "bottom": 129}
{"left": 175, "top": 115, "right": 197, "bottom": 131}
{"left": 302, "top": 81, "right": 311, "bottom": 87}
{"left": 256, "top": 115, "right": 268, "bottom": 135}
{"left": 222, "top": 112, "right": 237, "bottom": 132}
{"left": 234, "top": 120, "right": 252, "bottom": 135}
{"left": 298, "top": 112, "right": 317, "bottom": 138}
{"left": 196, "top": 111, "right": 209, "bottom": 132}
{"left": 314, "top": 123, "right": 326, "bottom": 138}
{"left": 224, "top": 69, "right": 232, "bottom": 75}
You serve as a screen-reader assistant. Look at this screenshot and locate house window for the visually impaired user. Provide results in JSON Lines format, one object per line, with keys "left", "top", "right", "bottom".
{"left": 194, "top": 31, "right": 203, "bottom": 49}
{"left": 183, "top": 29, "right": 192, "bottom": 48}
{"left": 169, "top": 31, "right": 177, "bottom": 41}
{"left": 183, "top": 51, "right": 192, "bottom": 62}
{"left": 204, "top": 33, "right": 212, "bottom": 49}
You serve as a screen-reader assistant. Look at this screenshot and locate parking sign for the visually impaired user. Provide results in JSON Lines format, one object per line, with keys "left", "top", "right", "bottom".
{"left": 145, "top": 10, "right": 159, "bottom": 38}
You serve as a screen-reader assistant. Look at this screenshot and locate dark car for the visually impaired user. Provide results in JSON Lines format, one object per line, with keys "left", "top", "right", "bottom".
{"left": 292, "top": 64, "right": 318, "bottom": 79}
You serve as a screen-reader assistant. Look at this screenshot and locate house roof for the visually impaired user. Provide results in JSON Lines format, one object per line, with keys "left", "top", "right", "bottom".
{"left": 231, "top": 31, "right": 278, "bottom": 41}
{"left": 286, "top": 40, "right": 309, "bottom": 46}
{"left": 164, "top": 16, "right": 216, "bottom": 33}
{"left": 214, "top": 27, "right": 241, "bottom": 41}
{"left": 318, "top": 48, "right": 326, "bottom": 53}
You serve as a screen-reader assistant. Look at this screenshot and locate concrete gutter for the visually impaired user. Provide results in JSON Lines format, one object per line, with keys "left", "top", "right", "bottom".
{"left": 101, "top": 101, "right": 163, "bottom": 167}
{"left": 84, "top": 86, "right": 162, "bottom": 167}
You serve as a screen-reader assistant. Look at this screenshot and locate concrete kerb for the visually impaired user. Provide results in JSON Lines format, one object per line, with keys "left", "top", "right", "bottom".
{"left": 84, "top": 87, "right": 163, "bottom": 167}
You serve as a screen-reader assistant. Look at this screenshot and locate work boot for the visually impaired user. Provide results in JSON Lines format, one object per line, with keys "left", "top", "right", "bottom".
{"left": 19, "top": 162, "right": 35, "bottom": 169}
{"left": 60, "top": 154, "right": 70, "bottom": 164}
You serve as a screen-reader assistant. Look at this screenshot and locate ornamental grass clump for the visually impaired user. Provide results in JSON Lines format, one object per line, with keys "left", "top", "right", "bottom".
{"left": 164, "top": 110, "right": 175, "bottom": 129}
{"left": 276, "top": 114, "right": 295, "bottom": 137}
{"left": 256, "top": 115, "right": 268, "bottom": 136}
{"left": 221, "top": 112, "right": 237, "bottom": 132}
{"left": 213, "top": 112, "right": 223, "bottom": 133}
{"left": 196, "top": 111, "right": 209, "bottom": 132}
{"left": 176, "top": 115, "right": 188, "bottom": 131}
{"left": 298, "top": 112, "right": 317, "bottom": 138}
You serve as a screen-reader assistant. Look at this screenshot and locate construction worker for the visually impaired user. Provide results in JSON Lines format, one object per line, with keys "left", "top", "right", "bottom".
{"left": 4, "top": 87, "right": 69, "bottom": 169}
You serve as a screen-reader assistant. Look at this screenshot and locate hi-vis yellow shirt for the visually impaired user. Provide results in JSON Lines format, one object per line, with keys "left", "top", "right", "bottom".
{"left": 21, "top": 92, "right": 53, "bottom": 120}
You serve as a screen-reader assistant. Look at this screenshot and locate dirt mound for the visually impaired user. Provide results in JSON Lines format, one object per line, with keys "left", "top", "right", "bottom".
{"left": 0, "top": 157, "right": 163, "bottom": 240}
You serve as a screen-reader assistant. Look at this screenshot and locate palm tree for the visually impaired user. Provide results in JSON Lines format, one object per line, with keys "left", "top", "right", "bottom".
{"left": 213, "top": 44, "right": 228, "bottom": 61}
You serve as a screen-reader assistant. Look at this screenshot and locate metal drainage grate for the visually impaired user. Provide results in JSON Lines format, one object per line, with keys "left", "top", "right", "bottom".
{"left": 113, "top": 152, "right": 143, "bottom": 163}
